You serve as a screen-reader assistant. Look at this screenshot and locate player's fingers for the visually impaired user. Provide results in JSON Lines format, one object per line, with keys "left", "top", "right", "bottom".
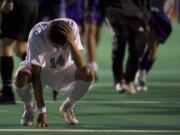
{"left": 59, "top": 21, "right": 72, "bottom": 33}
{"left": 60, "top": 21, "right": 71, "bottom": 30}
{"left": 56, "top": 24, "right": 69, "bottom": 35}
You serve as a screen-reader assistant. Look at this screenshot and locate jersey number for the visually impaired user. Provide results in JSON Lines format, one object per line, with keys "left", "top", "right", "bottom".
{"left": 50, "top": 55, "right": 65, "bottom": 68}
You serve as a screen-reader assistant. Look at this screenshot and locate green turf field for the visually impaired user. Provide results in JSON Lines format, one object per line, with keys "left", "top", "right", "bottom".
{"left": 0, "top": 22, "right": 180, "bottom": 135}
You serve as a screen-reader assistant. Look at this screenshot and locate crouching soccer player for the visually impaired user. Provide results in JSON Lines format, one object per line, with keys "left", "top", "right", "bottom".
{"left": 14, "top": 18, "right": 95, "bottom": 127}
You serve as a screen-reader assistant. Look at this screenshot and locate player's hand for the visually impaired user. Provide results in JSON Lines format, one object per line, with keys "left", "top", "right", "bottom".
{"left": 59, "top": 21, "right": 74, "bottom": 44}
{"left": 36, "top": 112, "right": 48, "bottom": 127}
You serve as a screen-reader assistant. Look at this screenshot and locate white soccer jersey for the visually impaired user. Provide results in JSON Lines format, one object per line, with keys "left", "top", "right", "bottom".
{"left": 19, "top": 18, "right": 83, "bottom": 92}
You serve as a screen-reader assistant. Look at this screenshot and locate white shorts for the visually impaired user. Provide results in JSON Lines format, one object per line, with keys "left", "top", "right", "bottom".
{"left": 15, "top": 63, "right": 77, "bottom": 96}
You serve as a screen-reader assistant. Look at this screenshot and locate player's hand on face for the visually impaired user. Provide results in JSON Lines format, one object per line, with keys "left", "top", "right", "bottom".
{"left": 59, "top": 21, "right": 74, "bottom": 43}
{"left": 36, "top": 112, "right": 48, "bottom": 127}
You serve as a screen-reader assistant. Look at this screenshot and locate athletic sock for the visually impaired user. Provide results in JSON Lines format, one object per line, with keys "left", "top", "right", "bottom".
{"left": 15, "top": 84, "right": 33, "bottom": 105}
{"left": 0, "top": 56, "right": 14, "bottom": 96}
{"left": 65, "top": 80, "right": 92, "bottom": 106}
{"left": 139, "top": 50, "right": 149, "bottom": 71}
{"left": 146, "top": 59, "right": 155, "bottom": 73}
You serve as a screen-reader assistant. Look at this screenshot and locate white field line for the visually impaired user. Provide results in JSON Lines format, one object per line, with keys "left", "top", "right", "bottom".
{"left": 94, "top": 82, "right": 180, "bottom": 87}
{"left": 15, "top": 100, "right": 180, "bottom": 104}
{"left": 0, "top": 129, "right": 180, "bottom": 133}
{"left": 0, "top": 110, "right": 8, "bottom": 113}
{"left": 99, "top": 69, "right": 180, "bottom": 76}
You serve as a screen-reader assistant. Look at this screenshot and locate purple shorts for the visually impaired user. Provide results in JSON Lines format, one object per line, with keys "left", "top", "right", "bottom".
{"left": 66, "top": 0, "right": 84, "bottom": 26}
{"left": 149, "top": 11, "right": 172, "bottom": 44}
{"left": 91, "top": 0, "right": 104, "bottom": 26}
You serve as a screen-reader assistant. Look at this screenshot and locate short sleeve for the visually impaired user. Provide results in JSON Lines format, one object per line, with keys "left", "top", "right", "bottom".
{"left": 71, "top": 21, "right": 84, "bottom": 50}
{"left": 27, "top": 29, "right": 44, "bottom": 66}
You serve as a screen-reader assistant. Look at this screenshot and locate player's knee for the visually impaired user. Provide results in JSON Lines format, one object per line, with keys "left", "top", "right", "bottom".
{"left": 82, "top": 65, "right": 95, "bottom": 82}
{"left": 15, "top": 68, "right": 32, "bottom": 88}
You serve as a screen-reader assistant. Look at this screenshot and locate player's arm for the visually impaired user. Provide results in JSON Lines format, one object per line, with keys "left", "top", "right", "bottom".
{"left": 27, "top": 23, "right": 48, "bottom": 127}
{"left": 60, "top": 22, "right": 85, "bottom": 70}
{"left": 68, "top": 37, "right": 85, "bottom": 70}
{"left": 31, "top": 63, "right": 48, "bottom": 127}
{"left": 31, "top": 64, "right": 44, "bottom": 108}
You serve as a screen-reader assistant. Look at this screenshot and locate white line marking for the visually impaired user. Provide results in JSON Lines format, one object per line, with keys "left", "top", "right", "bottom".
{"left": 94, "top": 82, "right": 180, "bottom": 87}
{"left": 99, "top": 69, "right": 180, "bottom": 76}
{"left": 0, "top": 110, "right": 8, "bottom": 113}
{"left": 15, "top": 100, "right": 180, "bottom": 104}
{"left": 0, "top": 129, "right": 180, "bottom": 133}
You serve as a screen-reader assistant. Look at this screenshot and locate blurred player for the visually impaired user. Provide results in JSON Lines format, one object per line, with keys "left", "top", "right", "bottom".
{"left": 59, "top": 0, "right": 85, "bottom": 42}
{"left": 135, "top": 0, "right": 172, "bottom": 92}
{"left": 87, "top": 0, "right": 149, "bottom": 94}
{"left": 84, "top": 0, "right": 104, "bottom": 80}
{"left": 0, "top": 0, "right": 38, "bottom": 104}
{"left": 14, "top": 18, "right": 95, "bottom": 126}
{"left": 37, "top": 0, "right": 60, "bottom": 22}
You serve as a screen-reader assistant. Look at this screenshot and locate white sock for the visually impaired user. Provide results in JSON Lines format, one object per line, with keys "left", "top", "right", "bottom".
{"left": 68, "top": 80, "right": 93, "bottom": 104}
{"left": 15, "top": 84, "right": 33, "bottom": 106}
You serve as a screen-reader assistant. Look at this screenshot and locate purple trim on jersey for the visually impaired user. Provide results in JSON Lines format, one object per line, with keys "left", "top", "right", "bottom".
{"left": 66, "top": 0, "right": 84, "bottom": 26}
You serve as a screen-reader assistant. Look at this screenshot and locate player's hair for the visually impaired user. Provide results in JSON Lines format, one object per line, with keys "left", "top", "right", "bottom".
{"left": 48, "top": 20, "right": 67, "bottom": 45}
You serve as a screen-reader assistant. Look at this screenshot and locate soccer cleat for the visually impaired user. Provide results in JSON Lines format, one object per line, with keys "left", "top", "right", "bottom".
{"left": 135, "top": 70, "right": 148, "bottom": 92}
{"left": 121, "top": 82, "right": 136, "bottom": 95}
{"left": 115, "top": 81, "right": 126, "bottom": 93}
{"left": 136, "top": 81, "right": 148, "bottom": 92}
{"left": 59, "top": 104, "right": 79, "bottom": 125}
{"left": 115, "top": 80, "right": 136, "bottom": 94}
{"left": 0, "top": 95, "right": 15, "bottom": 104}
{"left": 20, "top": 103, "right": 35, "bottom": 126}
{"left": 0, "top": 86, "right": 16, "bottom": 104}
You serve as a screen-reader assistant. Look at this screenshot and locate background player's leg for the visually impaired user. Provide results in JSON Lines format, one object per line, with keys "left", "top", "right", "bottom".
{"left": 0, "top": 38, "right": 15, "bottom": 104}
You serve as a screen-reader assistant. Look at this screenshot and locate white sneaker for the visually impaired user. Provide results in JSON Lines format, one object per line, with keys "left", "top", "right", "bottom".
{"left": 121, "top": 83, "right": 136, "bottom": 95}
{"left": 59, "top": 104, "right": 79, "bottom": 125}
{"left": 115, "top": 81, "right": 125, "bottom": 93}
{"left": 20, "top": 103, "right": 35, "bottom": 126}
{"left": 136, "top": 82, "right": 148, "bottom": 92}
{"left": 135, "top": 70, "right": 148, "bottom": 92}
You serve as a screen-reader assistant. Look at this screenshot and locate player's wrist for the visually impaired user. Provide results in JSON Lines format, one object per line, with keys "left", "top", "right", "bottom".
{"left": 67, "top": 38, "right": 74, "bottom": 45}
{"left": 38, "top": 106, "right": 46, "bottom": 114}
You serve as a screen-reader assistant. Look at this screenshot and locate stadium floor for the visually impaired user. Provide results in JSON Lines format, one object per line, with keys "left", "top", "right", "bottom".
{"left": 0, "top": 22, "right": 180, "bottom": 135}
